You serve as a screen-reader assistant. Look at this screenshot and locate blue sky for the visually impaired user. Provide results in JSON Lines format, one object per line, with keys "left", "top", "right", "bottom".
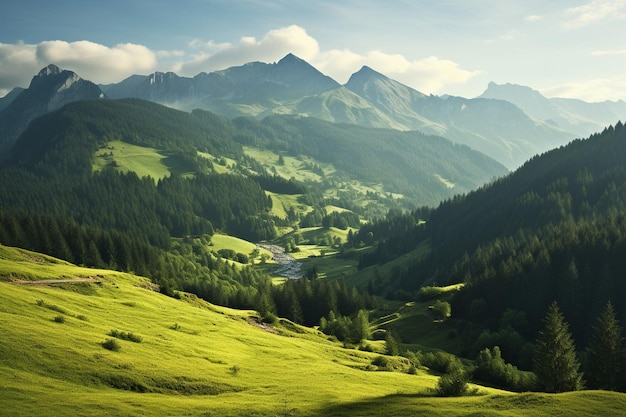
{"left": 2, "top": 0, "right": 626, "bottom": 102}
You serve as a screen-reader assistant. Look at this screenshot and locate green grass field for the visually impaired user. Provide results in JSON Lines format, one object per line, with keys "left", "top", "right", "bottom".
{"left": 2, "top": 244, "right": 626, "bottom": 416}
{"left": 93, "top": 140, "right": 171, "bottom": 181}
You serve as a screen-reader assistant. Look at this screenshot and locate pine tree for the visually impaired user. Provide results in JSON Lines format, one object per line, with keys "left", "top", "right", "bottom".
{"left": 586, "top": 301, "right": 622, "bottom": 390}
{"left": 352, "top": 309, "right": 371, "bottom": 342}
{"left": 534, "top": 301, "right": 583, "bottom": 392}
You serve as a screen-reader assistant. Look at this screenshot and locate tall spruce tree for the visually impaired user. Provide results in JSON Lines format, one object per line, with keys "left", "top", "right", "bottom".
{"left": 534, "top": 301, "right": 583, "bottom": 393}
{"left": 586, "top": 301, "right": 623, "bottom": 390}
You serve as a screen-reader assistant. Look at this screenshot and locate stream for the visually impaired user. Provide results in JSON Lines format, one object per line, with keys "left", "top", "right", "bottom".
{"left": 257, "top": 244, "right": 303, "bottom": 279}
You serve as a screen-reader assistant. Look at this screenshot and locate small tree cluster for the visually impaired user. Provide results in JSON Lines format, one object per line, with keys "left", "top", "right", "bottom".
{"left": 473, "top": 346, "right": 536, "bottom": 391}
{"left": 319, "top": 310, "right": 370, "bottom": 344}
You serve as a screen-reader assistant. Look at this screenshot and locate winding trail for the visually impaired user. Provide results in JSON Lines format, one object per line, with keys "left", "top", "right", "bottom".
{"left": 7, "top": 277, "right": 102, "bottom": 285}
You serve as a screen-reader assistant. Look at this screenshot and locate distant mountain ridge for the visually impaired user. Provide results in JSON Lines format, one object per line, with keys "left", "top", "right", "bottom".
{"left": 479, "top": 81, "right": 626, "bottom": 138}
{"left": 0, "top": 64, "right": 104, "bottom": 159}
{"left": 99, "top": 54, "right": 579, "bottom": 169}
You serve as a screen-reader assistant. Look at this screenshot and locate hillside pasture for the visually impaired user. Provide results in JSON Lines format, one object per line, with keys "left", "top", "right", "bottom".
{"left": 93, "top": 140, "right": 170, "bottom": 181}
{"left": 1, "top": 244, "right": 626, "bottom": 416}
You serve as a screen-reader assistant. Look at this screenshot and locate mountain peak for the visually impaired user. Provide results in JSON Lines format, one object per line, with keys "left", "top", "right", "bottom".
{"left": 352, "top": 65, "right": 388, "bottom": 80}
{"left": 37, "top": 64, "right": 63, "bottom": 77}
{"left": 278, "top": 53, "right": 303, "bottom": 64}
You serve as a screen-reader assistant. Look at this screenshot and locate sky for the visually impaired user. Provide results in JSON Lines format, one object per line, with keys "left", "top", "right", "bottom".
{"left": 1, "top": 0, "right": 626, "bottom": 102}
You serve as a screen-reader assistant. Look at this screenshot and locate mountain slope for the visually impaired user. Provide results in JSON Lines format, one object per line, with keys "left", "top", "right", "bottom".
{"left": 352, "top": 121, "right": 626, "bottom": 368}
{"left": 346, "top": 68, "right": 573, "bottom": 168}
{"left": 479, "top": 81, "right": 626, "bottom": 137}
{"left": 0, "top": 86, "right": 24, "bottom": 110}
{"left": 0, "top": 65, "right": 104, "bottom": 159}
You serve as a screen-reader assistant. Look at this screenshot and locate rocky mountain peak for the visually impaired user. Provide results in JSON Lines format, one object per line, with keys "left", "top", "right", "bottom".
{"left": 37, "top": 64, "right": 62, "bottom": 77}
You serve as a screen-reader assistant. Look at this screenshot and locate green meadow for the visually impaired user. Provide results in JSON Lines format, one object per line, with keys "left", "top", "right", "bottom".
{"left": 2, "top": 244, "right": 626, "bottom": 416}
{"left": 93, "top": 140, "right": 171, "bottom": 180}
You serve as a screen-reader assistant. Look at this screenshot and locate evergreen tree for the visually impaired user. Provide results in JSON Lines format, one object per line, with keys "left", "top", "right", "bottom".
{"left": 352, "top": 309, "right": 371, "bottom": 342}
{"left": 534, "top": 302, "right": 583, "bottom": 392}
{"left": 385, "top": 331, "right": 399, "bottom": 356}
{"left": 586, "top": 301, "right": 623, "bottom": 390}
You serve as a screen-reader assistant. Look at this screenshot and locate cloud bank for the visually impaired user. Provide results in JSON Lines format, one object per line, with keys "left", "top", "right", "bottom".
{"left": 543, "top": 77, "right": 626, "bottom": 102}
{"left": 563, "top": 0, "right": 626, "bottom": 29}
{"left": 0, "top": 40, "right": 157, "bottom": 95}
{"left": 0, "top": 25, "right": 478, "bottom": 98}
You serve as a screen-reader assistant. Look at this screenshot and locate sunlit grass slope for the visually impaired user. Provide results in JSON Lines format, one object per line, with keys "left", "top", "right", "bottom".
{"left": 93, "top": 140, "right": 170, "bottom": 180}
{"left": 1, "top": 244, "right": 625, "bottom": 416}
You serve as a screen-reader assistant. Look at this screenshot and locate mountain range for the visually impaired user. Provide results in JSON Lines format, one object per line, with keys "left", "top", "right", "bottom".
{"left": 1, "top": 54, "right": 625, "bottom": 169}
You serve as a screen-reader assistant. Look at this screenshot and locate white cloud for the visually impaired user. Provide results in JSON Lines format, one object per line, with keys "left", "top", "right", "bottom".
{"left": 563, "top": 0, "right": 626, "bottom": 29}
{"left": 176, "top": 25, "right": 319, "bottom": 76}
{"left": 0, "top": 42, "right": 38, "bottom": 91}
{"left": 525, "top": 14, "right": 544, "bottom": 22}
{"left": 36, "top": 41, "right": 157, "bottom": 83}
{"left": 542, "top": 77, "right": 626, "bottom": 102}
{"left": 156, "top": 49, "right": 185, "bottom": 58}
{"left": 592, "top": 49, "right": 626, "bottom": 55}
{"left": 0, "top": 40, "right": 157, "bottom": 90}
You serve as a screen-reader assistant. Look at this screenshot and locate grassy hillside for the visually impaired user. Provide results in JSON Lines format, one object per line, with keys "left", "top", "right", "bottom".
{"left": 2, "top": 244, "right": 626, "bottom": 416}
{"left": 93, "top": 140, "right": 170, "bottom": 180}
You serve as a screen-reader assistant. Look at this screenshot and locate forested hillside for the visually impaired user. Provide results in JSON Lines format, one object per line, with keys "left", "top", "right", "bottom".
{"left": 352, "top": 122, "right": 626, "bottom": 373}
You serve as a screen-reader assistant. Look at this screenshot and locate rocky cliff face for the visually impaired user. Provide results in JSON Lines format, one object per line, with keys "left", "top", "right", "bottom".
{"left": 0, "top": 64, "right": 104, "bottom": 160}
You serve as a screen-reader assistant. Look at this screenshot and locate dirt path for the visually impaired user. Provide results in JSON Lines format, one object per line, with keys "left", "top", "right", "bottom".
{"left": 7, "top": 277, "right": 102, "bottom": 285}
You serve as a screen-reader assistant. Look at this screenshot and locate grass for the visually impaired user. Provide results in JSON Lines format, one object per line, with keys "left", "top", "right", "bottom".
{"left": 93, "top": 140, "right": 170, "bottom": 181}
{"left": 243, "top": 146, "right": 331, "bottom": 183}
{"left": 1, "top": 244, "right": 625, "bottom": 416}
{"left": 209, "top": 234, "right": 273, "bottom": 265}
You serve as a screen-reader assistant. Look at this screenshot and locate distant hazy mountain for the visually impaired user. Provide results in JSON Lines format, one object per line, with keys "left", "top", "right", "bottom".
{"left": 101, "top": 55, "right": 574, "bottom": 169}
{"left": 345, "top": 66, "right": 574, "bottom": 168}
{"left": 0, "top": 65, "right": 104, "bottom": 159}
{"left": 479, "top": 81, "right": 626, "bottom": 137}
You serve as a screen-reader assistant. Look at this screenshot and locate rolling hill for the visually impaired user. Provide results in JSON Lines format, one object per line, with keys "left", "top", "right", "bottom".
{"left": 2, "top": 243, "right": 626, "bottom": 416}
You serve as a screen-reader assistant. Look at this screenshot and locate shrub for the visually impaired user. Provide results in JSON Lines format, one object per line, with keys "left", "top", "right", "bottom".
{"left": 109, "top": 329, "right": 143, "bottom": 343}
{"left": 430, "top": 300, "right": 451, "bottom": 320}
{"left": 53, "top": 315, "right": 65, "bottom": 323}
{"left": 417, "top": 286, "right": 446, "bottom": 301}
{"left": 102, "top": 338, "right": 121, "bottom": 352}
{"left": 421, "top": 351, "right": 456, "bottom": 373}
{"left": 372, "top": 355, "right": 390, "bottom": 369}
{"left": 436, "top": 359, "right": 470, "bottom": 396}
